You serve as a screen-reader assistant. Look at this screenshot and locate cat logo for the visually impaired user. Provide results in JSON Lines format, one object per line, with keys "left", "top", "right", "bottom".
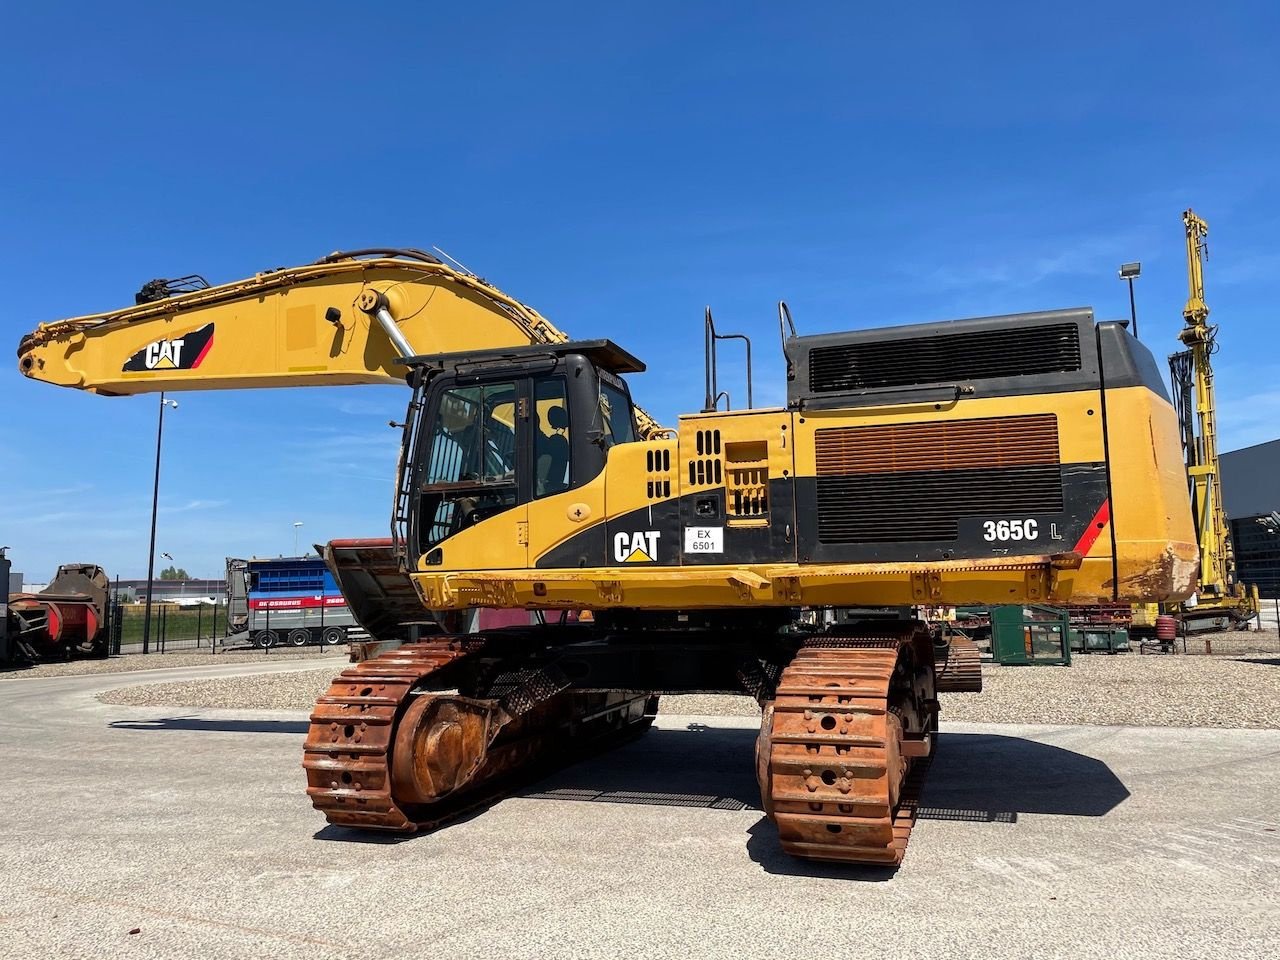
{"left": 122, "top": 323, "right": 215, "bottom": 373}
{"left": 613, "top": 530, "right": 660, "bottom": 563}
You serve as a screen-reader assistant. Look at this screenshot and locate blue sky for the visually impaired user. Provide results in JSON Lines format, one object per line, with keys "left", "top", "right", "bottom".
{"left": 2, "top": 2, "right": 1278, "bottom": 580}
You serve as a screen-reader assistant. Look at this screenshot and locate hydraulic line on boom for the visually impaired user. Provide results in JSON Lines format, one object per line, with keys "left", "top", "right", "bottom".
{"left": 17, "top": 248, "right": 665, "bottom": 438}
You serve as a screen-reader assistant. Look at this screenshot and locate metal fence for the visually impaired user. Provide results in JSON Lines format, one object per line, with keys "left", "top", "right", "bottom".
{"left": 108, "top": 601, "right": 223, "bottom": 654}
{"left": 108, "top": 601, "right": 337, "bottom": 655}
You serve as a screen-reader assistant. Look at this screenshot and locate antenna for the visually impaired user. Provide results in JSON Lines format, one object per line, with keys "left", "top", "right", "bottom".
{"left": 432, "top": 246, "right": 478, "bottom": 277}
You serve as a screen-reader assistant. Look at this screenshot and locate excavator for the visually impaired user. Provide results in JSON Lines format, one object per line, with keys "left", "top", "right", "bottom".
{"left": 18, "top": 247, "right": 1197, "bottom": 865}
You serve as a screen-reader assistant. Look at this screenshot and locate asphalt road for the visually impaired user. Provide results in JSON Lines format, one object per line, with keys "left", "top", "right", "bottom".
{"left": 2, "top": 660, "right": 1278, "bottom": 960}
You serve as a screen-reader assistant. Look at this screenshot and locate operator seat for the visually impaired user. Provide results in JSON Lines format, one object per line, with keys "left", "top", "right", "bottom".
{"left": 537, "top": 405, "right": 571, "bottom": 496}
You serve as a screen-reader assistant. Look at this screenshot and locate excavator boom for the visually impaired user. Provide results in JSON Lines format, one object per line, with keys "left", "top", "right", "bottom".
{"left": 17, "top": 248, "right": 663, "bottom": 436}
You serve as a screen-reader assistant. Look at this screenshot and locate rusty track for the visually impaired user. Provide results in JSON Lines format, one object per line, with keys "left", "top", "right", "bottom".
{"left": 303, "top": 639, "right": 480, "bottom": 830}
{"left": 758, "top": 626, "right": 936, "bottom": 865}
{"left": 303, "top": 637, "right": 656, "bottom": 833}
{"left": 934, "top": 634, "right": 983, "bottom": 693}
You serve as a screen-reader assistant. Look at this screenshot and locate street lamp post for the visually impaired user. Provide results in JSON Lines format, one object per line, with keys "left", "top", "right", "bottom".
{"left": 293, "top": 521, "right": 304, "bottom": 557}
{"left": 142, "top": 394, "right": 178, "bottom": 655}
{"left": 1119, "top": 261, "right": 1141, "bottom": 338}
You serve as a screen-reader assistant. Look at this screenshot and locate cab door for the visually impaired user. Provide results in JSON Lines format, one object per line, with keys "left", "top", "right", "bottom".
{"left": 412, "top": 377, "right": 530, "bottom": 570}
{"left": 525, "top": 373, "right": 609, "bottom": 569}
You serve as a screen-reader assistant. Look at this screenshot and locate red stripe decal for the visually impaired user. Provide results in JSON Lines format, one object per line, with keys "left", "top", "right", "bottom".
{"left": 248, "top": 596, "right": 346, "bottom": 610}
{"left": 1072, "top": 499, "right": 1111, "bottom": 557}
{"left": 191, "top": 333, "right": 214, "bottom": 369}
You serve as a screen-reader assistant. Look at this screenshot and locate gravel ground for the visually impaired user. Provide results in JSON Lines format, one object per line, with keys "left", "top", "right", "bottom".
{"left": 1164, "top": 629, "right": 1280, "bottom": 656}
{"left": 96, "top": 652, "right": 1280, "bottom": 728}
{"left": 1, "top": 648, "right": 337, "bottom": 680}
{"left": 942, "top": 655, "right": 1280, "bottom": 728}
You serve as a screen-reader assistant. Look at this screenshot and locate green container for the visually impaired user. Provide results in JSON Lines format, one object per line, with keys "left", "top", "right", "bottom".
{"left": 1072, "top": 627, "right": 1130, "bottom": 654}
{"left": 990, "top": 605, "right": 1071, "bottom": 665}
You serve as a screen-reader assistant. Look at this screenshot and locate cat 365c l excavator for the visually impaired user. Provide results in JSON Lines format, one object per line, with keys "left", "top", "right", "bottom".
{"left": 19, "top": 249, "right": 1196, "bottom": 865}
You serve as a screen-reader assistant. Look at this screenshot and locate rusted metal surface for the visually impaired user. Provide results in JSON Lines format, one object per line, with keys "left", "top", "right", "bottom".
{"left": 303, "top": 640, "right": 475, "bottom": 830}
{"left": 1116, "top": 545, "right": 1199, "bottom": 603}
{"left": 6, "top": 563, "right": 111, "bottom": 660}
{"left": 348, "top": 638, "right": 403, "bottom": 663}
{"left": 757, "top": 624, "right": 937, "bottom": 865}
{"left": 303, "top": 638, "right": 656, "bottom": 833}
{"left": 324, "top": 539, "right": 438, "bottom": 645}
{"left": 934, "top": 634, "right": 983, "bottom": 693}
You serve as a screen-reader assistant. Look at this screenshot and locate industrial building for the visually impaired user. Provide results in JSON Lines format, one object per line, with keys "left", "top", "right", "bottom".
{"left": 1221, "top": 438, "right": 1280, "bottom": 599}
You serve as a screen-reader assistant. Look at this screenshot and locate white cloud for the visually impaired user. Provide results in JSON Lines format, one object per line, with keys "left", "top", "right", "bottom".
{"left": 159, "top": 499, "right": 229, "bottom": 514}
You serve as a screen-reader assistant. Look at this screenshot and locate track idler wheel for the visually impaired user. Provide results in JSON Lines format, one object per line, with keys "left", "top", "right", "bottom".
{"left": 391, "top": 695, "right": 504, "bottom": 803}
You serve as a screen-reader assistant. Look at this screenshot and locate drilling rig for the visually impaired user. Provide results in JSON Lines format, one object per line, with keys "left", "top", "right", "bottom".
{"left": 1167, "top": 209, "right": 1260, "bottom": 631}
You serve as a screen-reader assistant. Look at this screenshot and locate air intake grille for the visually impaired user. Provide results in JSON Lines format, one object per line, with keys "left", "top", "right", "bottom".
{"left": 815, "top": 414, "right": 1059, "bottom": 475}
{"left": 816, "top": 465, "right": 1065, "bottom": 543}
{"left": 808, "top": 323, "right": 1081, "bottom": 393}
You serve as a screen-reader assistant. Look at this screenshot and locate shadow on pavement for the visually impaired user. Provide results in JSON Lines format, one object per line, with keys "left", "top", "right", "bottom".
{"left": 921, "top": 732, "right": 1129, "bottom": 820}
{"left": 524, "top": 725, "right": 1130, "bottom": 878}
{"left": 109, "top": 717, "right": 310, "bottom": 734}
{"left": 521, "top": 725, "right": 760, "bottom": 812}
{"left": 107, "top": 717, "right": 1131, "bottom": 875}
{"left": 312, "top": 824, "right": 419, "bottom": 844}
{"left": 523, "top": 727, "right": 1129, "bottom": 820}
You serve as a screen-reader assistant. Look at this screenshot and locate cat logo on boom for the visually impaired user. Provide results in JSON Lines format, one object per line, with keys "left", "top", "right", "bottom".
{"left": 122, "top": 323, "right": 215, "bottom": 372}
{"left": 613, "top": 530, "right": 660, "bottom": 563}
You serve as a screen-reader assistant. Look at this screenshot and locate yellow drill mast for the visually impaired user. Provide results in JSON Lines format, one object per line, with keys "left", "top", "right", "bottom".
{"left": 1169, "top": 209, "right": 1258, "bottom": 626}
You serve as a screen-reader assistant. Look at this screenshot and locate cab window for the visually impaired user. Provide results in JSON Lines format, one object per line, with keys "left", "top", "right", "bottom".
{"left": 534, "top": 378, "right": 571, "bottom": 498}
{"left": 599, "top": 381, "right": 636, "bottom": 448}
{"left": 420, "top": 382, "right": 518, "bottom": 549}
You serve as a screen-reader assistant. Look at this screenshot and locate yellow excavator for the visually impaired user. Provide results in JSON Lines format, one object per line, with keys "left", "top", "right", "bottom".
{"left": 18, "top": 247, "right": 1196, "bottom": 865}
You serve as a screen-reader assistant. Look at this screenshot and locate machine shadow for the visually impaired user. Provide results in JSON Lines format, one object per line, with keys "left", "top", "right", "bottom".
{"left": 524, "top": 725, "right": 1131, "bottom": 879}
{"left": 521, "top": 723, "right": 762, "bottom": 812}
{"left": 109, "top": 717, "right": 311, "bottom": 734}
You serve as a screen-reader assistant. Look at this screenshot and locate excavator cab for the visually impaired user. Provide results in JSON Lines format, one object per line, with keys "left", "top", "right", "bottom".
{"left": 396, "top": 340, "right": 644, "bottom": 565}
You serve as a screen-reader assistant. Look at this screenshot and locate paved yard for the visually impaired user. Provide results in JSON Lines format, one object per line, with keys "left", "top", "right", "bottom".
{"left": 1, "top": 661, "right": 1277, "bottom": 959}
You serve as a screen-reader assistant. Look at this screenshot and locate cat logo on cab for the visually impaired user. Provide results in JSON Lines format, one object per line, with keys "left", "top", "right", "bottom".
{"left": 614, "top": 530, "right": 660, "bottom": 563}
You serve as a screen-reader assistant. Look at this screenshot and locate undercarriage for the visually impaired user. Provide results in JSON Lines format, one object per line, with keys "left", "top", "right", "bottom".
{"left": 304, "top": 615, "right": 959, "bottom": 865}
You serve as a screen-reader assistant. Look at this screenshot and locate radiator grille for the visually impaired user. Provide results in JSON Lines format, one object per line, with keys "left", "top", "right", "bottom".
{"left": 808, "top": 323, "right": 1081, "bottom": 393}
{"left": 813, "top": 413, "right": 1064, "bottom": 544}
{"left": 816, "top": 465, "right": 1065, "bottom": 543}
{"left": 815, "top": 414, "right": 1059, "bottom": 475}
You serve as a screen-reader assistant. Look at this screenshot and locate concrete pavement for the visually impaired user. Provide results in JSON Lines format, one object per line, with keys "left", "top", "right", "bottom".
{"left": 1, "top": 660, "right": 1277, "bottom": 959}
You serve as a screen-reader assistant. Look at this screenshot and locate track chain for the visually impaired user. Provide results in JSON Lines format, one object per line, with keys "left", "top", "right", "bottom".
{"left": 934, "top": 634, "right": 982, "bottom": 693}
{"left": 760, "top": 629, "right": 935, "bottom": 865}
{"left": 302, "top": 639, "right": 481, "bottom": 830}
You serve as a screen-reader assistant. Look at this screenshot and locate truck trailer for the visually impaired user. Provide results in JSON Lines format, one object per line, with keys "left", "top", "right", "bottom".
{"left": 226, "top": 556, "right": 361, "bottom": 648}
